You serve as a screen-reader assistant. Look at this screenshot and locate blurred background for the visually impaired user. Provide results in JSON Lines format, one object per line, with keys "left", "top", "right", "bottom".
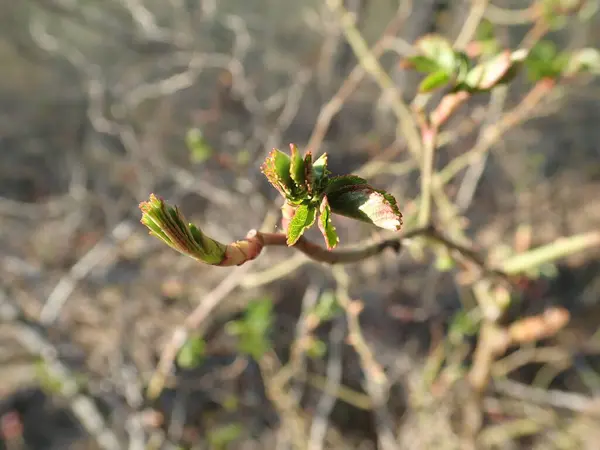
{"left": 1, "top": 0, "right": 600, "bottom": 449}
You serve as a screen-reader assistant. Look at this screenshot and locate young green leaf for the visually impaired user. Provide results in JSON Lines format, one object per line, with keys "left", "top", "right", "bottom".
{"left": 327, "top": 186, "right": 403, "bottom": 231}
{"left": 404, "top": 55, "right": 440, "bottom": 73}
{"left": 289, "top": 143, "right": 306, "bottom": 190}
{"left": 177, "top": 336, "right": 206, "bottom": 368}
{"left": 318, "top": 196, "right": 339, "bottom": 250}
{"left": 287, "top": 203, "right": 317, "bottom": 245}
{"left": 261, "top": 148, "right": 294, "bottom": 195}
{"left": 419, "top": 70, "right": 452, "bottom": 92}
{"left": 416, "top": 34, "right": 457, "bottom": 73}
{"left": 311, "top": 153, "right": 329, "bottom": 191}
{"left": 139, "top": 194, "right": 227, "bottom": 264}
{"left": 186, "top": 128, "right": 213, "bottom": 163}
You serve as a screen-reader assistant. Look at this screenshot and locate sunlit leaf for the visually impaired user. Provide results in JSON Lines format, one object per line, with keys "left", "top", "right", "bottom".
{"left": 312, "top": 290, "right": 343, "bottom": 322}
{"left": 327, "top": 186, "right": 403, "bottom": 231}
{"left": 287, "top": 204, "right": 317, "bottom": 245}
{"left": 289, "top": 143, "right": 306, "bottom": 190}
{"left": 261, "top": 148, "right": 294, "bottom": 195}
{"left": 318, "top": 196, "right": 339, "bottom": 250}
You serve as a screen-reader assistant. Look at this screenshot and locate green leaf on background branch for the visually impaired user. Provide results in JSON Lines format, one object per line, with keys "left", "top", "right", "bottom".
{"left": 186, "top": 128, "right": 213, "bottom": 163}
{"left": 176, "top": 336, "right": 206, "bottom": 369}
{"left": 226, "top": 298, "right": 274, "bottom": 360}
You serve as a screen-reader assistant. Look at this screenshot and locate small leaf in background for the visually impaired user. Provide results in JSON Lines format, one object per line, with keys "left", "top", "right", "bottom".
{"left": 289, "top": 143, "right": 306, "bottom": 190}
{"left": 245, "top": 298, "right": 273, "bottom": 335}
{"left": 403, "top": 55, "right": 440, "bottom": 73}
{"left": 261, "top": 148, "right": 294, "bottom": 196}
{"left": 448, "top": 310, "right": 481, "bottom": 345}
{"left": 186, "top": 128, "right": 213, "bottom": 163}
{"left": 311, "top": 153, "right": 329, "bottom": 191}
{"left": 415, "top": 34, "right": 457, "bottom": 73}
{"left": 434, "top": 248, "right": 455, "bottom": 272}
{"left": 525, "top": 40, "right": 567, "bottom": 81}
{"left": 318, "top": 196, "right": 339, "bottom": 250}
{"left": 236, "top": 149, "right": 251, "bottom": 166}
{"left": 208, "top": 423, "right": 243, "bottom": 449}
{"left": 419, "top": 69, "right": 452, "bottom": 92}
{"left": 306, "top": 337, "right": 327, "bottom": 359}
{"left": 287, "top": 203, "right": 317, "bottom": 246}
{"left": 328, "top": 186, "right": 403, "bottom": 231}
{"left": 226, "top": 298, "right": 273, "bottom": 360}
{"left": 176, "top": 336, "right": 206, "bottom": 369}
{"left": 312, "top": 290, "right": 343, "bottom": 322}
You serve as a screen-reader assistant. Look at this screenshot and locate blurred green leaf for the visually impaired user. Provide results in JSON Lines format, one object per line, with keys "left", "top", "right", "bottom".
{"left": 448, "top": 310, "right": 481, "bottom": 344}
{"left": 287, "top": 204, "right": 317, "bottom": 245}
{"left": 313, "top": 290, "right": 343, "bottom": 322}
{"left": 525, "top": 40, "right": 568, "bottom": 81}
{"left": 306, "top": 337, "right": 327, "bottom": 359}
{"left": 405, "top": 55, "right": 440, "bottom": 73}
{"left": 416, "top": 35, "right": 457, "bottom": 73}
{"left": 208, "top": 423, "right": 243, "bottom": 449}
{"left": 226, "top": 298, "right": 274, "bottom": 360}
{"left": 177, "top": 336, "right": 206, "bottom": 369}
{"left": 434, "top": 249, "right": 455, "bottom": 272}
{"left": 475, "top": 18, "right": 495, "bottom": 42}
{"left": 236, "top": 149, "right": 251, "bottom": 166}
{"left": 419, "top": 70, "right": 452, "bottom": 92}
{"left": 186, "top": 128, "right": 213, "bottom": 163}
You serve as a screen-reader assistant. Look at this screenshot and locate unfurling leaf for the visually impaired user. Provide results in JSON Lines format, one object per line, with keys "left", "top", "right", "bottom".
{"left": 287, "top": 204, "right": 317, "bottom": 245}
{"left": 318, "top": 196, "right": 339, "bottom": 250}
{"left": 419, "top": 70, "right": 452, "bottom": 92}
{"left": 140, "top": 194, "right": 227, "bottom": 264}
{"left": 311, "top": 153, "right": 329, "bottom": 191}
{"left": 289, "top": 143, "right": 306, "bottom": 190}
{"left": 327, "top": 186, "right": 403, "bottom": 231}
{"left": 140, "top": 194, "right": 263, "bottom": 266}
{"left": 261, "top": 149, "right": 294, "bottom": 196}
